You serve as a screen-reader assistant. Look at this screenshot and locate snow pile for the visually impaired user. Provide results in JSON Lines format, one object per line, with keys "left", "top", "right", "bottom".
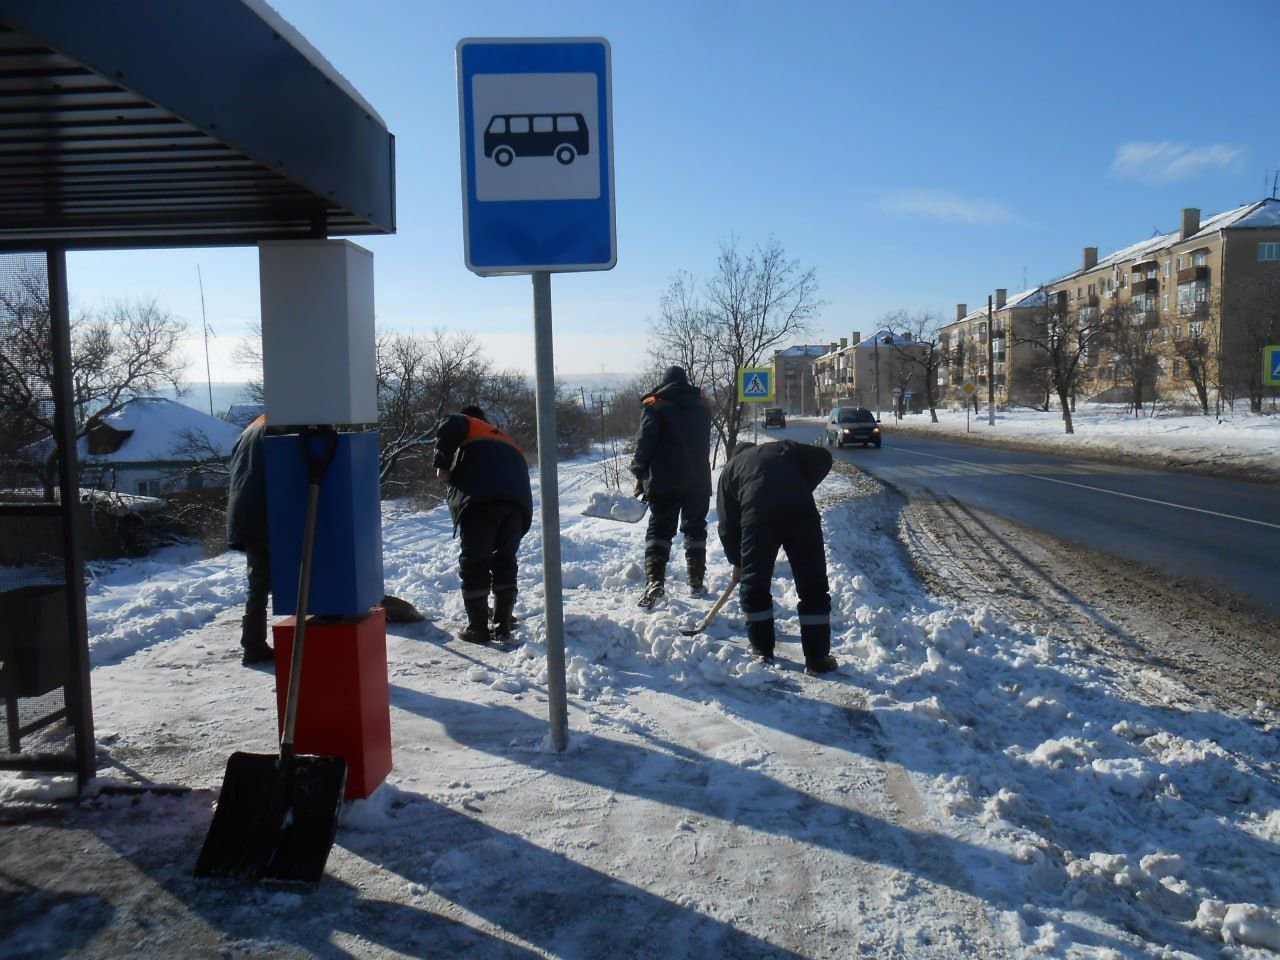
{"left": 60, "top": 445, "right": 1280, "bottom": 957}
{"left": 581, "top": 489, "right": 648, "bottom": 522}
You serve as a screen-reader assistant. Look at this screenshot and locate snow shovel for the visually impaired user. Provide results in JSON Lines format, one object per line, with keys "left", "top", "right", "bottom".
{"left": 681, "top": 570, "right": 740, "bottom": 636}
{"left": 195, "top": 427, "right": 347, "bottom": 887}
{"left": 581, "top": 480, "right": 648, "bottom": 523}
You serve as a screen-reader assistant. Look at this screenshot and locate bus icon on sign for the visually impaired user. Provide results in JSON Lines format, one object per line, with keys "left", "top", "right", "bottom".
{"left": 484, "top": 113, "right": 590, "bottom": 167}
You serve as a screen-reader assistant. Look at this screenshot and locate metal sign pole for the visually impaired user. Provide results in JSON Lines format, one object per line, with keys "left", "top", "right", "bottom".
{"left": 532, "top": 271, "right": 568, "bottom": 752}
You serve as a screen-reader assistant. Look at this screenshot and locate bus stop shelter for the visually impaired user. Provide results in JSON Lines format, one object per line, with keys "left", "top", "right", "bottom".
{"left": 0, "top": 0, "right": 395, "bottom": 789}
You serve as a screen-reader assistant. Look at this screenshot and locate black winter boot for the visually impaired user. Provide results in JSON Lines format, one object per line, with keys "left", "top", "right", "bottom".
{"left": 638, "top": 542, "right": 669, "bottom": 609}
{"left": 240, "top": 612, "right": 273, "bottom": 665}
{"left": 686, "top": 547, "right": 706, "bottom": 595}
{"left": 746, "top": 618, "right": 776, "bottom": 661}
{"left": 800, "top": 621, "right": 832, "bottom": 665}
{"left": 804, "top": 654, "right": 840, "bottom": 676}
{"left": 491, "top": 587, "right": 517, "bottom": 641}
{"left": 459, "top": 593, "right": 491, "bottom": 644}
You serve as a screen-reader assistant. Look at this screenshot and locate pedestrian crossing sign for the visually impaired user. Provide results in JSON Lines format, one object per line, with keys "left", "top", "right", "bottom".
{"left": 737, "top": 367, "right": 774, "bottom": 403}
{"left": 1265, "top": 345, "right": 1280, "bottom": 387}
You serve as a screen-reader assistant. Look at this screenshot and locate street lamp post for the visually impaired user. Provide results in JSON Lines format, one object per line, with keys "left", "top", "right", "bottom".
{"left": 874, "top": 333, "right": 894, "bottom": 419}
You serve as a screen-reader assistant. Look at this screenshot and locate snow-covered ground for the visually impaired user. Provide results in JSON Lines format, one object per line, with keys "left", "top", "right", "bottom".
{"left": 4, "top": 448, "right": 1280, "bottom": 958}
{"left": 885, "top": 404, "right": 1280, "bottom": 480}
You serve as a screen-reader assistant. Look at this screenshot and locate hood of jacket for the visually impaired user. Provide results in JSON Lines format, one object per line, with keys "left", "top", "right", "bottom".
{"left": 643, "top": 380, "right": 704, "bottom": 407}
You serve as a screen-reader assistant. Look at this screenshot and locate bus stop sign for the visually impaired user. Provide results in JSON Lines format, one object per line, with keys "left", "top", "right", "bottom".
{"left": 457, "top": 38, "right": 615, "bottom": 276}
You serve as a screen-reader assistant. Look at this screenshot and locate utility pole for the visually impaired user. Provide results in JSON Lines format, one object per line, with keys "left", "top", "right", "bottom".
{"left": 873, "top": 336, "right": 881, "bottom": 419}
{"left": 986, "top": 295, "right": 996, "bottom": 427}
{"left": 197, "top": 265, "right": 214, "bottom": 416}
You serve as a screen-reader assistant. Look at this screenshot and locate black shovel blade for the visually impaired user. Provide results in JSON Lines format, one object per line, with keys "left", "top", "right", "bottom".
{"left": 195, "top": 750, "right": 347, "bottom": 887}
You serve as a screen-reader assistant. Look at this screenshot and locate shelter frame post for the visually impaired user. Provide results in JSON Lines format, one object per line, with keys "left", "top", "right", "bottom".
{"left": 46, "top": 247, "right": 96, "bottom": 790}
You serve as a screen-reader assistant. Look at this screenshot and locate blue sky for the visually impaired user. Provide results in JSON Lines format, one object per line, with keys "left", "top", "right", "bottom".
{"left": 67, "top": 0, "right": 1279, "bottom": 382}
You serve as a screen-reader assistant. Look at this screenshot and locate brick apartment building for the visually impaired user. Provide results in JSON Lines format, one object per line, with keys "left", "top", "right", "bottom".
{"left": 939, "top": 198, "right": 1280, "bottom": 409}
{"left": 769, "top": 344, "right": 830, "bottom": 415}
{"left": 812, "top": 329, "right": 928, "bottom": 415}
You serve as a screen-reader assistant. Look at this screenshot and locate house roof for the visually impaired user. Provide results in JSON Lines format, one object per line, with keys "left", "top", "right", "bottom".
{"left": 82, "top": 397, "right": 242, "bottom": 463}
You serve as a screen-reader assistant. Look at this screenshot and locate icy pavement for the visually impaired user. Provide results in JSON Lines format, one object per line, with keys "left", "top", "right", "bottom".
{"left": 3, "top": 450, "right": 1279, "bottom": 958}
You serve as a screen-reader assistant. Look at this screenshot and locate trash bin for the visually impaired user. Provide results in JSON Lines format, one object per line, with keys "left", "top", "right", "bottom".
{"left": 0, "top": 584, "right": 70, "bottom": 699}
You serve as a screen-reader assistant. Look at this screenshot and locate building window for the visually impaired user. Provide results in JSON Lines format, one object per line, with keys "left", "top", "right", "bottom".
{"left": 1173, "top": 360, "right": 1182, "bottom": 378}
{"left": 1161, "top": 294, "right": 1169, "bottom": 310}
{"left": 1192, "top": 249, "right": 1208, "bottom": 267}
{"left": 1176, "top": 256, "right": 1185, "bottom": 271}
{"left": 1162, "top": 262, "right": 1170, "bottom": 277}
{"left": 1260, "top": 242, "right": 1280, "bottom": 261}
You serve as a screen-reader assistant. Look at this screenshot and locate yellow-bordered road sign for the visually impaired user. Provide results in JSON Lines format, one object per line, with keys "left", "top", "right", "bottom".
{"left": 737, "top": 367, "right": 774, "bottom": 403}
{"left": 1264, "top": 345, "right": 1280, "bottom": 387}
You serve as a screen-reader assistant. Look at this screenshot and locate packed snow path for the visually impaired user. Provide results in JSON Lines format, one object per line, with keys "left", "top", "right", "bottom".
{"left": 3, "top": 449, "right": 1279, "bottom": 958}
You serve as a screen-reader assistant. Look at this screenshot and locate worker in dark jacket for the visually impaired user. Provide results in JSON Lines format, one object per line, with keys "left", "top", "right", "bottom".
{"left": 717, "top": 440, "right": 838, "bottom": 674}
{"left": 226, "top": 415, "right": 273, "bottom": 665}
{"left": 631, "top": 366, "right": 713, "bottom": 608}
{"left": 434, "top": 405, "right": 533, "bottom": 643}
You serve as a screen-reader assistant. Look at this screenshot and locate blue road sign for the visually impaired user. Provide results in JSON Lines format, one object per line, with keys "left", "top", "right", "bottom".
{"left": 457, "top": 38, "right": 615, "bottom": 276}
{"left": 1265, "top": 344, "right": 1280, "bottom": 387}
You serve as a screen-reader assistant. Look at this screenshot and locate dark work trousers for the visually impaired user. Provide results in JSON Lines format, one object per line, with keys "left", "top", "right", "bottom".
{"left": 459, "top": 502, "right": 525, "bottom": 600}
{"left": 645, "top": 491, "right": 710, "bottom": 580}
{"left": 738, "top": 508, "right": 831, "bottom": 659}
{"left": 241, "top": 544, "right": 271, "bottom": 648}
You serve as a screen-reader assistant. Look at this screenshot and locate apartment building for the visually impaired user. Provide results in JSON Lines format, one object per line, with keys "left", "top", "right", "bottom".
{"left": 937, "top": 288, "right": 1048, "bottom": 408}
{"left": 812, "top": 329, "right": 928, "bottom": 415}
{"left": 1043, "top": 199, "right": 1280, "bottom": 403}
{"left": 770, "top": 344, "right": 830, "bottom": 415}
{"left": 945, "top": 198, "right": 1280, "bottom": 408}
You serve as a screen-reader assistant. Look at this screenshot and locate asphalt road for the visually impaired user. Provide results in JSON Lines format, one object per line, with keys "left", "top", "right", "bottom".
{"left": 769, "top": 420, "right": 1280, "bottom": 617}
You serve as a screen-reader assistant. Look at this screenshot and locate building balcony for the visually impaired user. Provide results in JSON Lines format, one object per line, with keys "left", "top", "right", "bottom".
{"left": 1129, "top": 309, "right": 1159, "bottom": 328}
{"left": 1177, "top": 301, "right": 1209, "bottom": 318}
{"left": 1176, "top": 265, "right": 1209, "bottom": 285}
{"left": 1131, "top": 277, "right": 1158, "bottom": 296}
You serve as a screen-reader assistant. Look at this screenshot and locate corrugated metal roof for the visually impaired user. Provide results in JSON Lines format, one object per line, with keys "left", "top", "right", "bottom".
{"left": 0, "top": 1, "right": 395, "bottom": 248}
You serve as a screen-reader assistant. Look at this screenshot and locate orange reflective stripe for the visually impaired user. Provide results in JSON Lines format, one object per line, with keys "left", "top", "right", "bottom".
{"left": 642, "top": 395, "right": 668, "bottom": 408}
{"left": 461, "top": 415, "right": 524, "bottom": 456}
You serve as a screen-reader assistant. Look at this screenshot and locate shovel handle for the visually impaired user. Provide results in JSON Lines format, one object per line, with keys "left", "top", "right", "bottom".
{"left": 282, "top": 429, "right": 336, "bottom": 755}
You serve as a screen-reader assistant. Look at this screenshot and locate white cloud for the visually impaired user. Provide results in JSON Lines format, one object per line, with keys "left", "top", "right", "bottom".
{"left": 878, "top": 189, "right": 1022, "bottom": 225}
{"left": 1109, "top": 141, "right": 1243, "bottom": 184}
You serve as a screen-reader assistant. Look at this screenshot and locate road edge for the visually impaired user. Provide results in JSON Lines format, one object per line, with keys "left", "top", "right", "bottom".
{"left": 880, "top": 419, "right": 1280, "bottom": 487}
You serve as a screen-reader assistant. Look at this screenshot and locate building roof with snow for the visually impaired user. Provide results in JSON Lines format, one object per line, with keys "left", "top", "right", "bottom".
{"left": 1051, "top": 197, "right": 1280, "bottom": 285}
{"left": 80, "top": 397, "right": 242, "bottom": 464}
{"left": 774, "top": 344, "right": 832, "bottom": 359}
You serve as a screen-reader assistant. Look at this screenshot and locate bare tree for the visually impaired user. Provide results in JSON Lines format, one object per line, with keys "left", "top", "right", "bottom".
{"left": 375, "top": 329, "right": 490, "bottom": 491}
{"left": 231, "top": 321, "right": 263, "bottom": 406}
{"left": 1105, "top": 300, "right": 1159, "bottom": 417}
{"left": 1014, "top": 291, "right": 1112, "bottom": 434}
{"left": 651, "top": 237, "right": 821, "bottom": 456}
{"left": 1220, "top": 276, "right": 1280, "bottom": 413}
{"left": 886, "top": 309, "right": 947, "bottom": 422}
{"left": 0, "top": 268, "right": 188, "bottom": 494}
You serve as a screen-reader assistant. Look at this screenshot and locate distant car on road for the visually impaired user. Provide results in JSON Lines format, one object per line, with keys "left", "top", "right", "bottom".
{"left": 763, "top": 407, "right": 786, "bottom": 428}
{"left": 826, "top": 407, "right": 881, "bottom": 448}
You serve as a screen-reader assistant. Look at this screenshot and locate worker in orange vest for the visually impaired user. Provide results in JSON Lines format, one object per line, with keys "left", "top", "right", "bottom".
{"left": 433, "top": 406, "right": 533, "bottom": 643}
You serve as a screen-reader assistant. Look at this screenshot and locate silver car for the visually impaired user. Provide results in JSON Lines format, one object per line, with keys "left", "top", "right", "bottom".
{"left": 826, "top": 407, "right": 881, "bottom": 448}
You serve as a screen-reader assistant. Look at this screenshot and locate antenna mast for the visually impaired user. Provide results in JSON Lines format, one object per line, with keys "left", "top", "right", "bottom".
{"left": 197, "top": 265, "right": 214, "bottom": 416}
